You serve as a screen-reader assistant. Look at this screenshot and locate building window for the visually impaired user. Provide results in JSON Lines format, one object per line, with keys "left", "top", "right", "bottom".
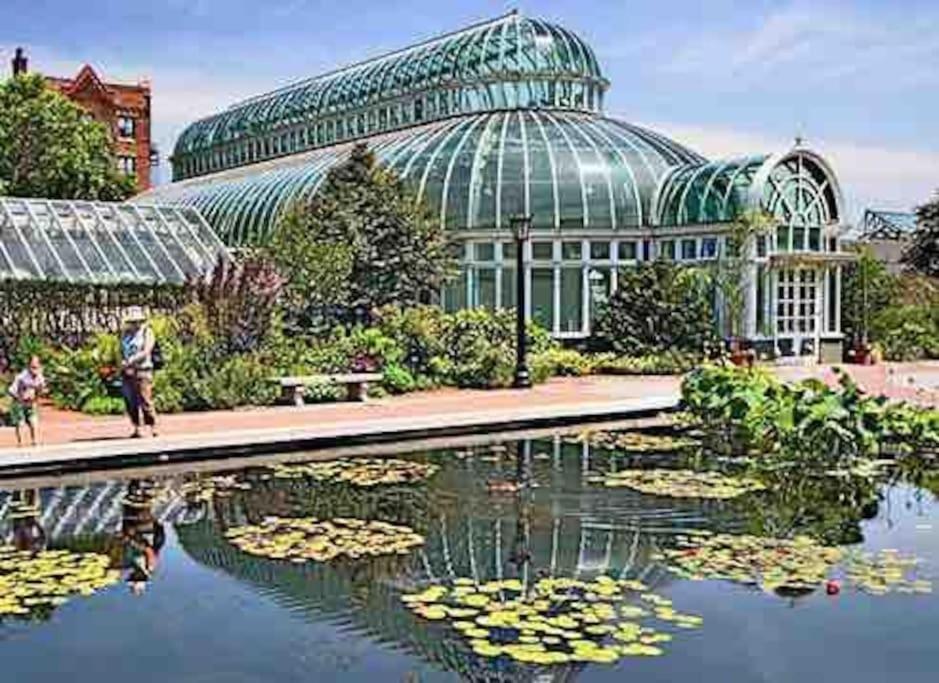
{"left": 118, "top": 156, "right": 136, "bottom": 176}
{"left": 589, "top": 241, "right": 610, "bottom": 260}
{"left": 680, "top": 239, "right": 697, "bottom": 260}
{"left": 701, "top": 237, "right": 718, "bottom": 259}
{"left": 617, "top": 241, "right": 637, "bottom": 261}
{"left": 532, "top": 241, "right": 554, "bottom": 261}
{"left": 473, "top": 243, "right": 495, "bottom": 262}
{"left": 658, "top": 240, "right": 675, "bottom": 260}
{"left": 561, "top": 241, "right": 582, "bottom": 261}
{"left": 117, "top": 115, "right": 135, "bottom": 139}
{"left": 756, "top": 235, "right": 768, "bottom": 258}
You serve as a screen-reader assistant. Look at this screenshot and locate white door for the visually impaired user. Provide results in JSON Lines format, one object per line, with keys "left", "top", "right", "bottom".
{"left": 775, "top": 269, "right": 821, "bottom": 358}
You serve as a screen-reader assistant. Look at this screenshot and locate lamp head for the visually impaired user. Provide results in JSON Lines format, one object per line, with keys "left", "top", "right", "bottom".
{"left": 509, "top": 214, "right": 533, "bottom": 241}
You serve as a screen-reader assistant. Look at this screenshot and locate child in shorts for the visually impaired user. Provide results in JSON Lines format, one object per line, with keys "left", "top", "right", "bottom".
{"left": 7, "top": 356, "right": 45, "bottom": 447}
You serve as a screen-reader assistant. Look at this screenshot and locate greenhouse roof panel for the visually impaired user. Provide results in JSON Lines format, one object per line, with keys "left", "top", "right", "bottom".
{"left": 0, "top": 197, "right": 227, "bottom": 284}
{"left": 172, "top": 12, "right": 609, "bottom": 173}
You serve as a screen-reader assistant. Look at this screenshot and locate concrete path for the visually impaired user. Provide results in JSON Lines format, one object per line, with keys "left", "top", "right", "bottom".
{"left": 1, "top": 362, "right": 936, "bottom": 477}
{"left": 0, "top": 375, "right": 680, "bottom": 476}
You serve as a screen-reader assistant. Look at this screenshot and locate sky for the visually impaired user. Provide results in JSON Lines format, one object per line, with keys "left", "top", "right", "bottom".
{"left": 1, "top": 0, "right": 937, "bottom": 222}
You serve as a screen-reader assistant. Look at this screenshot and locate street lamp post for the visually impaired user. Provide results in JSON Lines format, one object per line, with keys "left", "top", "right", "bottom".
{"left": 510, "top": 214, "right": 532, "bottom": 389}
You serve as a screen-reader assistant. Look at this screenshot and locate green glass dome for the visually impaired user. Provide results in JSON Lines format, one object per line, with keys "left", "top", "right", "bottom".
{"left": 172, "top": 12, "right": 610, "bottom": 180}
{"left": 143, "top": 110, "right": 703, "bottom": 245}
{"left": 654, "top": 149, "right": 842, "bottom": 227}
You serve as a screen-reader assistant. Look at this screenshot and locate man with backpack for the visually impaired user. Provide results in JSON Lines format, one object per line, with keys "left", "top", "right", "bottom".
{"left": 120, "top": 306, "right": 159, "bottom": 438}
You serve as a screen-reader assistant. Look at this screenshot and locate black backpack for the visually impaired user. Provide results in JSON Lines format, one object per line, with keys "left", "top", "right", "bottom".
{"left": 151, "top": 339, "right": 165, "bottom": 371}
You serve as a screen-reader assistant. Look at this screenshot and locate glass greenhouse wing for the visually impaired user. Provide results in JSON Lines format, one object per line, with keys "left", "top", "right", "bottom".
{"left": 141, "top": 111, "right": 704, "bottom": 245}
{"left": 654, "top": 150, "right": 842, "bottom": 228}
{"left": 172, "top": 12, "right": 610, "bottom": 181}
{"left": 861, "top": 209, "right": 918, "bottom": 240}
{"left": 0, "top": 197, "right": 227, "bottom": 284}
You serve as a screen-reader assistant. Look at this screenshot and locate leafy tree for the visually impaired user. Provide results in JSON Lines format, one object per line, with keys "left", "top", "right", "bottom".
{"left": 902, "top": 192, "right": 939, "bottom": 277}
{"left": 267, "top": 143, "right": 455, "bottom": 324}
{"left": 842, "top": 247, "right": 898, "bottom": 346}
{"left": 0, "top": 72, "right": 135, "bottom": 200}
{"left": 714, "top": 209, "right": 776, "bottom": 339}
{"left": 591, "top": 261, "right": 718, "bottom": 356}
{"left": 267, "top": 208, "right": 355, "bottom": 327}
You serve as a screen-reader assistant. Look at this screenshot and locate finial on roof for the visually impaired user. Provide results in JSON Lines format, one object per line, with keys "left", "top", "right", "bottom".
{"left": 12, "top": 47, "right": 28, "bottom": 77}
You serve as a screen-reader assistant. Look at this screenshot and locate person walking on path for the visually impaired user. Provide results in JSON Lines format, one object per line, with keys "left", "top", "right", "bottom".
{"left": 7, "top": 355, "right": 45, "bottom": 447}
{"left": 120, "top": 306, "right": 158, "bottom": 438}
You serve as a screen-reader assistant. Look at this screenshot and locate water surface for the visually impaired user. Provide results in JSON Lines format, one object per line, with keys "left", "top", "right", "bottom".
{"left": 1, "top": 433, "right": 936, "bottom": 682}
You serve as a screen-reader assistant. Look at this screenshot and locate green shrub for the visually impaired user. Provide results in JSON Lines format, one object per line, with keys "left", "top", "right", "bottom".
{"left": 382, "top": 363, "right": 418, "bottom": 394}
{"left": 594, "top": 351, "right": 699, "bottom": 376}
{"left": 198, "top": 355, "right": 278, "bottom": 410}
{"left": 0, "top": 390, "right": 11, "bottom": 426}
{"left": 439, "top": 309, "right": 552, "bottom": 389}
{"left": 530, "top": 348, "right": 597, "bottom": 379}
{"left": 46, "top": 332, "right": 120, "bottom": 411}
{"left": 81, "top": 395, "right": 125, "bottom": 416}
{"left": 374, "top": 305, "right": 448, "bottom": 383}
{"left": 870, "top": 304, "right": 939, "bottom": 360}
{"left": 592, "top": 262, "right": 718, "bottom": 356}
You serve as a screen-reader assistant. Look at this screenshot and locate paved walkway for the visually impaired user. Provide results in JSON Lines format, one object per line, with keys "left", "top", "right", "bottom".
{"left": 1, "top": 362, "right": 936, "bottom": 476}
{"left": 0, "top": 375, "right": 680, "bottom": 475}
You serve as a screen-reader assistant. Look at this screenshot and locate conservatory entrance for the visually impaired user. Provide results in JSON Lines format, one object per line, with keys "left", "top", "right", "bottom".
{"left": 774, "top": 267, "right": 822, "bottom": 358}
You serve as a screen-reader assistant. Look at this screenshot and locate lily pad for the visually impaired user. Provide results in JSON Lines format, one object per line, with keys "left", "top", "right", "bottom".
{"left": 270, "top": 458, "right": 439, "bottom": 487}
{"left": 225, "top": 516, "right": 424, "bottom": 563}
{"left": 0, "top": 546, "right": 120, "bottom": 619}
{"left": 401, "top": 576, "right": 702, "bottom": 667}
{"left": 657, "top": 533, "right": 933, "bottom": 597}
{"left": 601, "top": 469, "right": 764, "bottom": 499}
{"left": 572, "top": 429, "right": 700, "bottom": 453}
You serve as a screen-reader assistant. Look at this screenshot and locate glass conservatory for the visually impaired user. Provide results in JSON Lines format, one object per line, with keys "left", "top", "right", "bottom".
{"left": 139, "top": 11, "right": 850, "bottom": 359}
{"left": 0, "top": 197, "right": 226, "bottom": 284}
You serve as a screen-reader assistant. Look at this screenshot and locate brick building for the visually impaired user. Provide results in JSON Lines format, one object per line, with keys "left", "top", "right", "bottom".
{"left": 11, "top": 48, "right": 154, "bottom": 192}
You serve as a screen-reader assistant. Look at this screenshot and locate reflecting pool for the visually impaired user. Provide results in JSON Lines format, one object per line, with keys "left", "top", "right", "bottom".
{"left": 1, "top": 430, "right": 937, "bottom": 682}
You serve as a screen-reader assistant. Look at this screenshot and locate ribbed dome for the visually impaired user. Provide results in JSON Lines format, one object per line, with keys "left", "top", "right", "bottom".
{"left": 142, "top": 111, "right": 703, "bottom": 245}
{"left": 173, "top": 12, "right": 608, "bottom": 170}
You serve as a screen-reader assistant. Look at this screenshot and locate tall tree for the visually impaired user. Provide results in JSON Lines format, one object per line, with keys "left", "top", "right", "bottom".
{"left": 842, "top": 247, "right": 898, "bottom": 346}
{"left": 0, "top": 73, "right": 135, "bottom": 200}
{"left": 267, "top": 143, "right": 455, "bottom": 322}
{"left": 903, "top": 192, "right": 939, "bottom": 277}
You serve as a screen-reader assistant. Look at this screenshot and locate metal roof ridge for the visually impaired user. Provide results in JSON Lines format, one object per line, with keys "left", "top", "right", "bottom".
{"left": 226, "top": 11, "right": 520, "bottom": 111}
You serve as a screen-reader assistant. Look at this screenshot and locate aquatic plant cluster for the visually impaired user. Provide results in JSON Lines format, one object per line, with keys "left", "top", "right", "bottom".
{"left": 270, "top": 458, "right": 439, "bottom": 487}
{"left": 600, "top": 469, "right": 765, "bottom": 499}
{"left": 573, "top": 429, "right": 699, "bottom": 453}
{"left": 180, "top": 474, "right": 253, "bottom": 502}
{"left": 681, "top": 365, "right": 939, "bottom": 460}
{"left": 225, "top": 516, "right": 425, "bottom": 562}
{"left": 657, "top": 533, "right": 932, "bottom": 595}
{"left": 843, "top": 549, "right": 934, "bottom": 595}
{"left": 0, "top": 546, "right": 120, "bottom": 618}
{"left": 402, "top": 576, "right": 702, "bottom": 665}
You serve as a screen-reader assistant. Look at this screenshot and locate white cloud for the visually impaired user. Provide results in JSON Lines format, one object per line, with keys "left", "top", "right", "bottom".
{"left": 658, "top": 3, "right": 939, "bottom": 91}
{"left": 638, "top": 120, "right": 939, "bottom": 223}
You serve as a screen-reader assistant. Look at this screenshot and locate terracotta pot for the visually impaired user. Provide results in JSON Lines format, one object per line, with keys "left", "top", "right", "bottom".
{"left": 850, "top": 343, "right": 874, "bottom": 366}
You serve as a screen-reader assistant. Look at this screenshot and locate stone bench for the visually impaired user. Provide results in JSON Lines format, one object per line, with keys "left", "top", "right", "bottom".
{"left": 272, "top": 373, "right": 383, "bottom": 406}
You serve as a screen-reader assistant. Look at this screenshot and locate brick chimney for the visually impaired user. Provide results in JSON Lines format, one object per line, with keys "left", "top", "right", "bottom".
{"left": 12, "top": 47, "right": 28, "bottom": 76}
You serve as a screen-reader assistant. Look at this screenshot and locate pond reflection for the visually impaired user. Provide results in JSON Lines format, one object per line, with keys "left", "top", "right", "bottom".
{"left": 0, "top": 430, "right": 936, "bottom": 682}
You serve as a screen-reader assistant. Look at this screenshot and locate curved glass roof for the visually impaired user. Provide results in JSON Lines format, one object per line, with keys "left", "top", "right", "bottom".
{"left": 654, "top": 150, "right": 842, "bottom": 227}
{"left": 173, "top": 12, "right": 608, "bottom": 180}
{"left": 860, "top": 209, "right": 917, "bottom": 240}
{"left": 0, "top": 196, "right": 226, "bottom": 284}
{"left": 143, "top": 111, "right": 704, "bottom": 245}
